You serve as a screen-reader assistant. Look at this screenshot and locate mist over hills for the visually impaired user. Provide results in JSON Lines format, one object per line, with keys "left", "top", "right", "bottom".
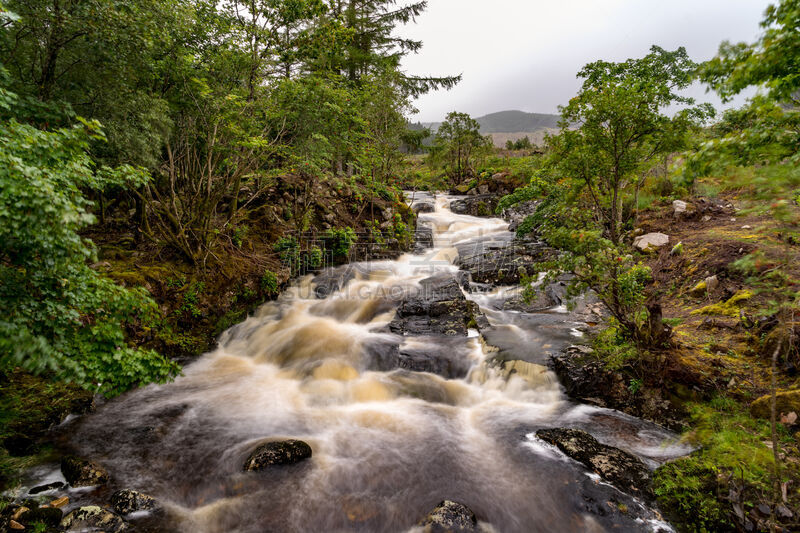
{"left": 415, "top": 110, "right": 560, "bottom": 134}
{"left": 411, "top": 110, "right": 561, "bottom": 147}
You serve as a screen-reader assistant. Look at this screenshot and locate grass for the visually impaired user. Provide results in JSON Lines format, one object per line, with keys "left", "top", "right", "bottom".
{"left": 654, "top": 396, "right": 796, "bottom": 532}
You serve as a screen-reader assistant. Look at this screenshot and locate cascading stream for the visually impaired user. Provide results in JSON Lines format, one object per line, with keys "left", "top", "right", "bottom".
{"left": 30, "top": 194, "right": 690, "bottom": 532}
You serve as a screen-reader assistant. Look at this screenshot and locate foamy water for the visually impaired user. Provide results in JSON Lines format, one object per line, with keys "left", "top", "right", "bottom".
{"left": 36, "top": 194, "right": 689, "bottom": 532}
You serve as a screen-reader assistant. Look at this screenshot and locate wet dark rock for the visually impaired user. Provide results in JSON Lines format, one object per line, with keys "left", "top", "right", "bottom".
{"left": 536, "top": 428, "right": 653, "bottom": 500}
{"left": 388, "top": 274, "right": 476, "bottom": 336}
{"left": 61, "top": 456, "right": 109, "bottom": 487}
{"left": 414, "top": 223, "right": 434, "bottom": 253}
{"left": 243, "top": 439, "right": 312, "bottom": 471}
{"left": 455, "top": 237, "right": 550, "bottom": 286}
{"left": 502, "top": 290, "right": 557, "bottom": 313}
{"left": 418, "top": 500, "right": 477, "bottom": 533}
{"left": 312, "top": 264, "right": 360, "bottom": 298}
{"left": 19, "top": 507, "right": 63, "bottom": 528}
{"left": 550, "top": 346, "right": 684, "bottom": 431}
{"left": 29, "top": 481, "right": 65, "bottom": 494}
{"left": 111, "top": 489, "right": 158, "bottom": 515}
{"left": 60, "top": 506, "right": 127, "bottom": 532}
{"left": 449, "top": 195, "right": 499, "bottom": 217}
{"left": 396, "top": 347, "right": 471, "bottom": 379}
{"left": 2, "top": 435, "right": 37, "bottom": 456}
{"left": 412, "top": 201, "right": 435, "bottom": 214}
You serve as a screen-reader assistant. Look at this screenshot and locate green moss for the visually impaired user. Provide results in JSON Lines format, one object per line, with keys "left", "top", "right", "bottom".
{"left": 654, "top": 398, "right": 792, "bottom": 532}
{"left": 750, "top": 389, "right": 800, "bottom": 419}
{"left": 0, "top": 371, "right": 93, "bottom": 490}
{"left": 691, "top": 290, "right": 754, "bottom": 317}
{"left": 213, "top": 309, "right": 247, "bottom": 337}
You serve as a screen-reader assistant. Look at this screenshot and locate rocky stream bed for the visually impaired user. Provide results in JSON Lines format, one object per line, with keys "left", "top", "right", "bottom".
{"left": 2, "top": 193, "right": 692, "bottom": 533}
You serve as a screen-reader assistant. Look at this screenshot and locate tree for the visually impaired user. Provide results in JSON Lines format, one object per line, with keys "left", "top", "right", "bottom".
{"left": 0, "top": 0, "right": 184, "bottom": 168}
{"left": 327, "top": 0, "right": 460, "bottom": 95}
{"left": 521, "top": 47, "right": 713, "bottom": 351}
{"left": 221, "top": 0, "right": 325, "bottom": 98}
{"left": 428, "top": 111, "right": 492, "bottom": 183}
{"left": 551, "top": 45, "right": 713, "bottom": 245}
{"left": 513, "top": 136, "right": 532, "bottom": 150}
{"left": 699, "top": 0, "right": 800, "bottom": 105}
{"left": 0, "top": 81, "right": 178, "bottom": 395}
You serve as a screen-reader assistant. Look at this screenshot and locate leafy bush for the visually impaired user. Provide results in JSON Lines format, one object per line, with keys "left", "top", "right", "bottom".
{"left": 0, "top": 106, "right": 178, "bottom": 396}
{"left": 592, "top": 323, "right": 639, "bottom": 370}
{"left": 274, "top": 236, "right": 300, "bottom": 270}
{"left": 261, "top": 270, "right": 279, "bottom": 295}
{"left": 176, "top": 282, "right": 205, "bottom": 318}
{"left": 496, "top": 171, "right": 552, "bottom": 213}
{"left": 232, "top": 225, "right": 249, "bottom": 248}
{"left": 323, "top": 227, "right": 356, "bottom": 257}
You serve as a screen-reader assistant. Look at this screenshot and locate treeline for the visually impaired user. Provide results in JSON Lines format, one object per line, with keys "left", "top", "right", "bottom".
{"left": 0, "top": 0, "right": 456, "bottom": 393}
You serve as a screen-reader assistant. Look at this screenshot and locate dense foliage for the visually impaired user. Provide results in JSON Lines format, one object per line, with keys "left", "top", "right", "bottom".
{"left": 0, "top": 82, "right": 178, "bottom": 396}
{"left": 0, "top": 0, "right": 454, "bottom": 392}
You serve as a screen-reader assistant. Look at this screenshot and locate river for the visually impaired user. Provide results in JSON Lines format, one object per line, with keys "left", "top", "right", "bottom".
{"left": 25, "top": 193, "right": 689, "bottom": 532}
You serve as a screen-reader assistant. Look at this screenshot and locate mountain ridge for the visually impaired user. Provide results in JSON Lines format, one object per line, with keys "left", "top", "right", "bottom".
{"left": 414, "top": 109, "right": 561, "bottom": 134}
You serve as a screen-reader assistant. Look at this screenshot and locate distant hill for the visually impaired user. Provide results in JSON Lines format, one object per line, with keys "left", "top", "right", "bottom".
{"left": 411, "top": 110, "right": 561, "bottom": 148}
{"left": 416, "top": 110, "right": 560, "bottom": 134}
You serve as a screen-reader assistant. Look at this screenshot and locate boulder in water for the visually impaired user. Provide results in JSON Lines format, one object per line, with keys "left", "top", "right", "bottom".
{"left": 61, "top": 456, "right": 109, "bottom": 487}
{"left": 388, "top": 273, "right": 476, "bottom": 337}
{"left": 60, "top": 506, "right": 127, "bottom": 532}
{"left": 243, "top": 439, "right": 312, "bottom": 471}
{"left": 449, "top": 195, "right": 498, "bottom": 217}
{"left": 418, "top": 500, "right": 477, "bottom": 533}
{"left": 414, "top": 223, "right": 434, "bottom": 253}
{"left": 111, "top": 489, "right": 158, "bottom": 515}
{"left": 456, "top": 237, "right": 550, "bottom": 286}
{"left": 412, "top": 201, "right": 435, "bottom": 214}
{"left": 535, "top": 428, "right": 653, "bottom": 500}
{"left": 29, "top": 481, "right": 65, "bottom": 494}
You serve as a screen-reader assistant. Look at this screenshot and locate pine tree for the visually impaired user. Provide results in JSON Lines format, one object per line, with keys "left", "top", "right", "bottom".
{"left": 327, "top": 0, "right": 460, "bottom": 95}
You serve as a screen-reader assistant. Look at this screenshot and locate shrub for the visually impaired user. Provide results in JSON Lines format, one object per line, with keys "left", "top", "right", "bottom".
{"left": 323, "top": 227, "right": 356, "bottom": 257}
{"left": 0, "top": 111, "right": 178, "bottom": 396}
{"left": 261, "top": 270, "right": 279, "bottom": 295}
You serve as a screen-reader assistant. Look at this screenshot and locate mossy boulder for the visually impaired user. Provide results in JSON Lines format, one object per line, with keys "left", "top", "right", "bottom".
{"left": 418, "top": 500, "right": 477, "bottom": 533}
{"left": 60, "top": 506, "right": 127, "bottom": 532}
{"left": 19, "top": 506, "right": 63, "bottom": 528}
{"left": 243, "top": 439, "right": 312, "bottom": 471}
{"left": 61, "top": 456, "right": 109, "bottom": 487}
{"left": 750, "top": 389, "right": 800, "bottom": 419}
{"left": 111, "top": 489, "right": 158, "bottom": 515}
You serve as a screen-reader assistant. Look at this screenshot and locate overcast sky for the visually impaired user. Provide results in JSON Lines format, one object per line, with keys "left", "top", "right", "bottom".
{"left": 400, "top": 0, "right": 772, "bottom": 122}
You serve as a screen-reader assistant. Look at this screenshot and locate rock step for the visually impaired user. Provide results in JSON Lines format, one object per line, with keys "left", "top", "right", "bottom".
{"left": 535, "top": 428, "right": 653, "bottom": 500}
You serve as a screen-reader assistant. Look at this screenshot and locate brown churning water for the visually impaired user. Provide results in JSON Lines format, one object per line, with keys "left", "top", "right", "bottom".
{"left": 52, "top": 194, "right": 689, "bottom": 532}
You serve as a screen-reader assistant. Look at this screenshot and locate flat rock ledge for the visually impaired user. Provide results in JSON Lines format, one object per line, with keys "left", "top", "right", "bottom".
{"left": 243, "top": 439, "right": 312, "bottom": 471}
{"left": 418, "top": 500, "right": 478, "bottom": 533}
{"left": 535, "top": 428, "right": 653, "bottom": 501}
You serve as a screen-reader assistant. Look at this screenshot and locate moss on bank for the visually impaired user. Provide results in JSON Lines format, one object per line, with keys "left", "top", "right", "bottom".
{"left": 0, "top": 371, "right": 94, "bottom": 490}
{"left": 654, "top": 397, "right": 798, "bottom": 532}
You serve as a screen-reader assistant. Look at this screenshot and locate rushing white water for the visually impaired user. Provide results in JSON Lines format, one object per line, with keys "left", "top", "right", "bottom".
{"left": 31, "top": 194, "right": 689, "bottom": 532}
